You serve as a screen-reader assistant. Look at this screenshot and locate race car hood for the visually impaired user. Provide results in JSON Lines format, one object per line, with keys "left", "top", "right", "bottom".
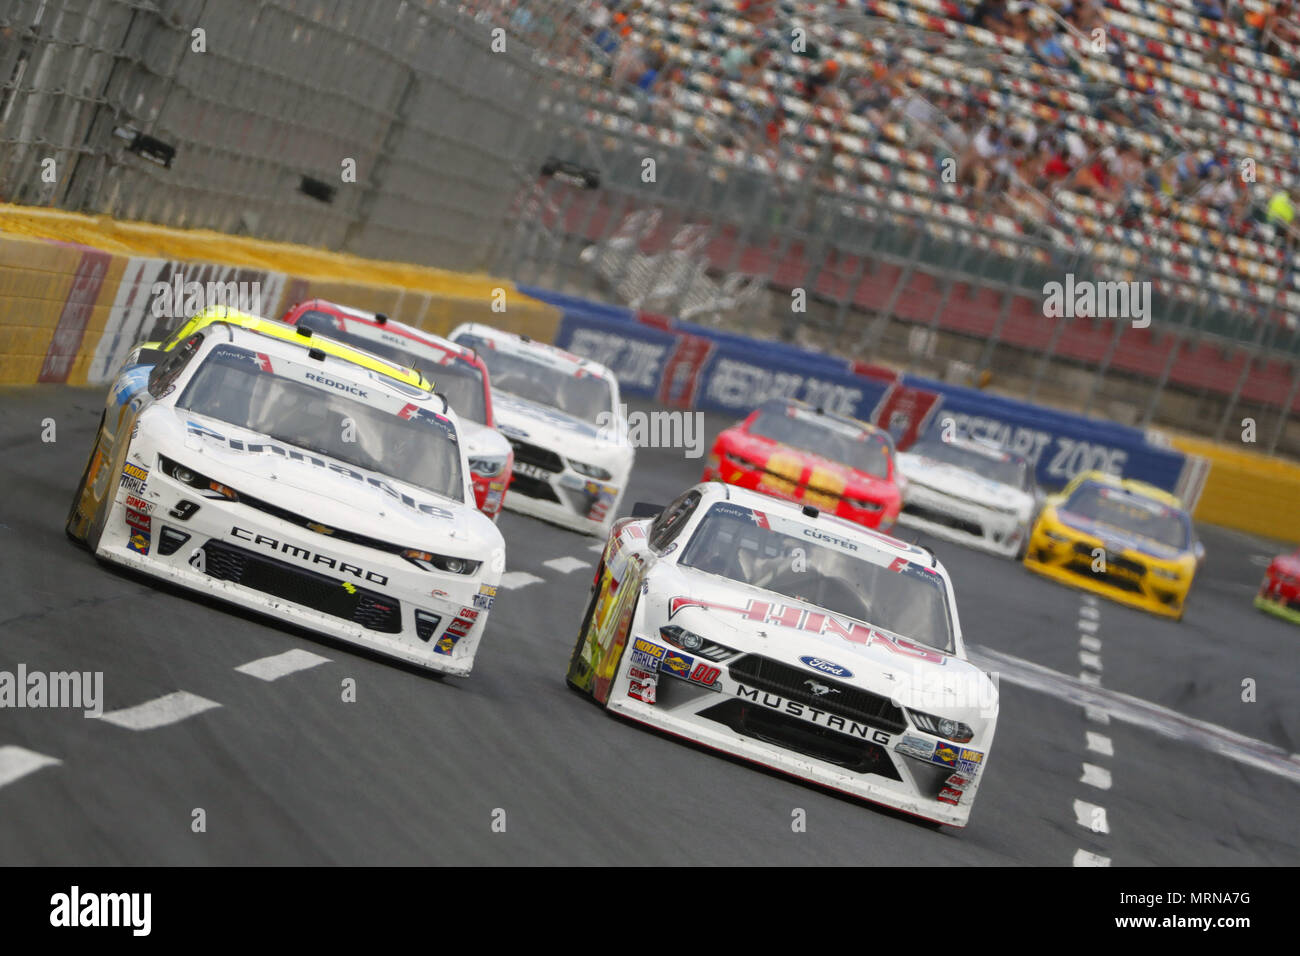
{"left": 1054, "top": 507, "right": 1188, "bottom": 561}
{"left": 897, "top": 453, "right": 1033, "bottom": 515}
{"left": 460, "top": 419, "right": 511, "bottom": 461}
{"left": 723, "top": 429, "right": 894, "bottom": 496}
{"left": 642, "top": 563, "right": 996, "bottom": 721}
{"left": 492, "top": 392, "right": 632, "bottom": 469}
{"left": 142, "top": 407, "right": 500, "bottom": 558}
{"left": 1269, "top": 551, "right": 1300, "bottom": 578}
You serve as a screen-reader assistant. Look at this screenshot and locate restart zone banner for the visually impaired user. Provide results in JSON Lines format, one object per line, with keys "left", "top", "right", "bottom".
{"left": 522, "top": 285, "right": 1188, "bottom": 494}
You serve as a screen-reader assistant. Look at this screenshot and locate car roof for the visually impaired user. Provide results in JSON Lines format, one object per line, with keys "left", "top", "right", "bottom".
{"left": 695, "top": 480, "right": 935, "bottom": 565}
{"left": 159, "top": 306, "right": 432, "bottom": 391}
{"left": 451, "top": 322, "right": 617, "bottom": 380}
{"left": 756, "top": 397, "right": 889, "bottom": 443}
{"left": 287, "top": 300, "right": 485, "bottom": 369}
{"left": 913, "top": 434, "right": 1028, "bottom": 464}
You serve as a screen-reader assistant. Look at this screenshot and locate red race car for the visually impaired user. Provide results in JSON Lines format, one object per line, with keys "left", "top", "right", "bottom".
{"left": 701, "top": 399, "right": 902, "bottom": 531}
{"left": 1256, "top": 549, "right": 1300, "bottom": 625}
{"left": 280, "top": 299, "right": 513, "bottom": 519}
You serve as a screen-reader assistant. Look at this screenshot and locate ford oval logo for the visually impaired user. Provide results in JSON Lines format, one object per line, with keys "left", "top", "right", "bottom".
{"left": 799, "top": 656, "right": 853, "bottom": 679}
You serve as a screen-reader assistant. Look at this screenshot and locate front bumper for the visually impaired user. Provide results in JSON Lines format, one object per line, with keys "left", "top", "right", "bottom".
{"left": 606, "top": 640, "right": 991, "bottom": 827}
{"left": 1023, "top": 532, "right": 1189, "bottom": 619}
{"left": 897, "top": 486, "right": 1026, "bottom": 557}
{"left": 95, "top": 474, "right": 493, "bottom": 676}
{"left": 1255, "top": 591, "right": 1300, "bottom": 625}
{"left": 504, "top": 440, "right": 625, "bottom": 536}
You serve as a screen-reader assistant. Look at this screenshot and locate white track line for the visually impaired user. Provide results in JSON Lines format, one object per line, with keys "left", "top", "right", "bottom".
{"left": 543, "top": 556, "right": 589, "bottom": 575}
{"left": 1079, "top": 651, "right": 1103, "bottom": 671}
{"left": 98, "top": 691, "right": 220, "bottom": 730}
{"left": 1079, "top": 605, "right": 1100, "bottom": 620}
{"left": 1079, "top": 635, "right": 1102, "bottom": 652}
{"left": 1085, "top": 706, "right": 1111, "bottom": 725}
{"left": 1073, "top": 799, "right": 1110, "bottom": 834}
{"left": 1073, "top": 848, "right": 1112, "bottom": 866}
{"left": 235, "top": 649, "right": 331, "bottom": 681}
{"left": 969, "top": 644, "right": 1300, "bottom": 784}
{"left": 0, "top": 746, "right": 60, "bottom": 789}
{"left": 1086, "top": 731, "right": 1115, "bottom": 756}
{"left": 1079, "top": 671, "right": 1102, "bottom": 686}
{"left": 499, "top": 571, "right": 544, "bottom": 589}
{"left": 1077, "top": 617, "right": 1100, "bottom": 634}
{"left": 1080, "top": 763, "right": 1113, "bottom": 790}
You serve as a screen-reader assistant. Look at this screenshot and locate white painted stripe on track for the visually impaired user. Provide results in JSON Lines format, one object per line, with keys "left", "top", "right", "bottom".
{"left": 235, "top": 649, "right": 331, "bottom": 681}
{"left": 1079, "top": 635, "right": 1102, "bottom": 652}
{"left": 1073, "top": 799, "right": 1110, "bottom": 834}
{"left": 1079, "top": 651, "right": 1103, "bottom": 671}
{"left": 1077, "top": 617, "right": 1100, "bottom": 634}
{"left": 1080, "top": 763, "right": 1113, "bottom": 790}
{"left": 1079, "top": 605, "right": 1101, "bottom": 620}
{"left": 1073, "top": 848, "right": 1111, "bottom": 866}
{"left": 98, "top": 691, "right": 220, "bottom": 730}
{"left": 1079, "top": 671, "right": 1102, "bottom": 686}
{"left": 1086, "top": 731, "right": 1115, "bottom": 756}
{"left": 1085, "top": 706, "right": 1111, "bottom": 725}
{"left": 543, "top": 556, "right": 589, "bottom": 575}
{"left": 0, "top": 746, "right": 60, "bottom": 788}
{"left": 500, "top": 571, "right": 544, "bottom": 589}
{"left": 969, "top": 644, "right": 1300, "bottom": 784}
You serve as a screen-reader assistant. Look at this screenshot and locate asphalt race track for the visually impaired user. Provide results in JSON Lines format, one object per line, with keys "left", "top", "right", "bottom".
{"left": 1, "top": 388, "right": 1296, "bottom": 865}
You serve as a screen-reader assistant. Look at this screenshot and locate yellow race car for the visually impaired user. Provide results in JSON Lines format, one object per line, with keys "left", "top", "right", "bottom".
{"left": 1023, "top": 471, "right": 1203, "bottom": 620}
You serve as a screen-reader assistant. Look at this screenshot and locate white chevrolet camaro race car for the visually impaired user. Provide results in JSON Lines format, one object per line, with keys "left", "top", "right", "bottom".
{"left": 66, "top": 322, "right": 504, "bottom": 676}
{"left": 896, "top": 436, "right": 1039, "bottom": 558}
{"left": 449, "top": 322, "right": 633, "bottom": 536}
{"left": 566, "top": 482, "right": 999, "bottom": 828}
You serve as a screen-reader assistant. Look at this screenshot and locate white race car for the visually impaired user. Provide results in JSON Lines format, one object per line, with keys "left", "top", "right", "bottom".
{"left": 448, "top": 322, "right": 633, "bottom": 536}
{"left": 896, "top": 436, "right": 1039, "bottom": 558}
{"left": 66, "top": 323, "right": 504, "bottom": 676}
{"left": 566, "top": 482, "right": 998, "bottom": 828}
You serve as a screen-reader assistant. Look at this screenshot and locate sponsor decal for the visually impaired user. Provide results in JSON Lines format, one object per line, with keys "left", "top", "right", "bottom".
{"left": 39, "top": 249, "right": 112, "bottom": 384}
{"left": 895, "top": 734, "right": 936, "bottom": 760}
{"left": 661, "top": 651, "right": 693, "bottom": 677}
{"left": 799, "top": 656, "right": 853, "bottom": 679}
{"left": 127, "top": 530, "right": 150, "bottom": 555}
{"left": 230, "top": 527, "right": 388, "bottom": 586}
{"left": 435, "top": 634, "right": 457, "bottom": 654}
{"left": 124, "top": 508, "right": 151, "bottom": 533}
{"left": 459, "top": 607, "right": 479, "bottom": 620}
{"left": 125, "top": 495, "right": 152, "bottom": 514}
{"left": 630, "top": 650, "right": 661, "bottom": 671}
{"left": 473, "top": 584, "right": 497, "bottom": 610}
{"left": 803, "top": 527, "right": 859, "bottom": 552}
{"left": 957, "top": 747, "right": 985, "bottom": 775}
{"left": 632, "top": 638, "right": 665, "bottom": 661}
{"left": 305, "top": 372, "right": 368, "bottom": 398}
{"left": 119, "top": 463, "right": 149, "bottom": 495}
{"left": 627, "top": 666, "right": 657, "bottom": 703}
{"left": 669, "top": 596, "right": 946, "bottom": 664}
{"left": 734, "top": 684, "right": 893, "bottom": 745}
{"left": 931, "top": 743, "right": 960, "bottom": 768}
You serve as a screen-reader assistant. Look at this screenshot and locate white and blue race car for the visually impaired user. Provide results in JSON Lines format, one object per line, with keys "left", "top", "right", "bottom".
{"left": 449, "top": 323, "right": 633, "bottom": 537}
{"left": 66, "top": 321, "right": 504, "bottom": 676}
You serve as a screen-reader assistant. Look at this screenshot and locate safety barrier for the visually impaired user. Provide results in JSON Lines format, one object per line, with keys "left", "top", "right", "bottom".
{"left": 1166, "top": 436, "right": 1300, "bottom": 544}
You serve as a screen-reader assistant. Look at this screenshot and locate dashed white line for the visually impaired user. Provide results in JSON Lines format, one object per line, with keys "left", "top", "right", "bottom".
{"left": 543, "top": 556, "right": 589, "bottom": 575}
{"left": 1079, "top": 670, "right": 1102, "bottom": 686}
{"left": 1084, "top": 706, "right": 1111, "bottom": 725}
{"left": 1079, "top": 634, "right": 1102, "bottom": 652}
{"left": 499, "top": 571, "right": 544, "bottom": 589}
{"left": 1078, "top": 605, "right": 1100, "bottom": 620}
{"left": 0, "top": 746, "right": 60, "bottom": 788}
{"left": 1077, "top": 617, "right": 1100, "bottom": 634}
{"left": 1073, "top": 848, "right": 1112, "bottom": 867}
{"left": 1086, "top": 731, "right": 1115, "bottom": 757}
{"left": 98, "top": 691, "right": 220, "bottom": 730}
{"left": 1073, "top": 799, "right": 1110, "bottom": 834}
{"left": 1080, "top": 763, "right": 1113, "bottom": 790}
{"left": 235, "top": 649, "right": 331, "bottom": 682}
{"left": 1079, "top": 651, "right": 1103, "bottom": 671}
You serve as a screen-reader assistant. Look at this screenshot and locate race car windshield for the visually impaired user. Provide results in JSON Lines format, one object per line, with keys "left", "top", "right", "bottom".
{"left": 176, "top": 345, "right": 463, "bottom": 502}
{"left": 749, "top": 408, "right": 890, "bottom": 476}
{"left": 1061, "top": 483, "right": 1189, "bottom": 550}
{"left": 295, "top": 311, "right": 487, "bottom": 424}
{"left": 909, "top": 439, "right": 1029, "bottom": 489}
{"left": 678, "top": 506, "right": 953, "bottom": 652}
{"left": 453, "top": 333, "right": 612, "bottom": 424}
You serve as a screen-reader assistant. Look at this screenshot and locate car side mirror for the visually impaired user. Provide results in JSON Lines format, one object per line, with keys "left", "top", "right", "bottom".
{"left": 630, "top": 501, "right": 664, "bottom": 519}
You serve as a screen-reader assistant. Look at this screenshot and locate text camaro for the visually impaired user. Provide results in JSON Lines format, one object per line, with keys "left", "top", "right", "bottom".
{"left": 566, "top": 482, "right": 999, "bottom": 828}
{"left": 66, "top": 324, "right": 505, "bottom": 676}
{"left": 449, "top": 322, "right": 633, "bottom": 537}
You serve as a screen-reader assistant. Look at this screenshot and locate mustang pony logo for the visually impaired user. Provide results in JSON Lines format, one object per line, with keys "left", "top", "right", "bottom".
{"left": 803, "top": 680, "right": 839, "bottom": 697}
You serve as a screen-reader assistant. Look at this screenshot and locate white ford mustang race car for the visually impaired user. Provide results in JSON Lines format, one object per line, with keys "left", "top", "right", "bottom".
{"left": 896, "top": 436, "right": 1039, "bottom": 558}
{"left": 566, "top": 482, "right": 999, "bottom": 828}
{"left": 66, "top": 323, "right": 504, "bottom": 676}
{"left": 449, "top": 322, "right": 633, "bottom": 537}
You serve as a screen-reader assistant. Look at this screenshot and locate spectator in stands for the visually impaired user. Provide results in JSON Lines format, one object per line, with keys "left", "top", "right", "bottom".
{"left": 970, "top": 0, "right": 1011, "bottom": 32}
{"left": 1267, "top": 190, "right": 1296, "bottom": 247}
{"left": 1031, "top": 24, "right": 1072, "bottom": 69}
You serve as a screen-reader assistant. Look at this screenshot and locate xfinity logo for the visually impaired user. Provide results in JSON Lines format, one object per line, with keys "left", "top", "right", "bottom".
{"left": 799, "top": 655, "right": 853, "bottom": 678}
{"left": 306, "top": 373, "right": 368, "bottom": 398}
{"left": 231, "top": 527, "right": 388, "bottom": 586}
{"left": 50, "top": 886, "right": 151, "bottom": 936}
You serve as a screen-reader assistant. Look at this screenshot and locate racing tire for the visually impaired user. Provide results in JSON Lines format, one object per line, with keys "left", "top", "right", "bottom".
{"left": 64, "top": 412, "right": 105, "bottom": 546}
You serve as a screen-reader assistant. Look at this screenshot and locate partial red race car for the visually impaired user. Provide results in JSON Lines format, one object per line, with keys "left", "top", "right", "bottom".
{"left": 701, "top": 398, "right": 902, "bottom": 531}
{"left": 280, "top": 299, "right": 513, "bottom": 519}
{"left": 1256, "top": 549, "right": 1300, "bottom": 625}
